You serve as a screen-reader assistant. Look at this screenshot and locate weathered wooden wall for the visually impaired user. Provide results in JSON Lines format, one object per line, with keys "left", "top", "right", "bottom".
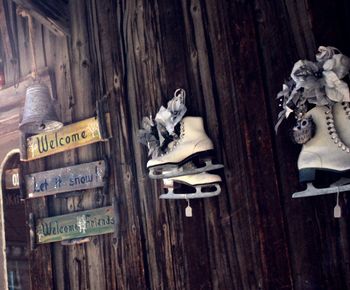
{"left": 0, "top": 0, "right": 350, "bottom": 289}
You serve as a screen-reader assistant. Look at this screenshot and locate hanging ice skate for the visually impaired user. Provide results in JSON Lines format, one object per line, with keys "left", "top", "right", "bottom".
{"left": 276, "top": 46, "right": 350, "bottom": 210}
{"left": 138, "top": 89, "right": 223, "bottom": 206}
{"left": 146, "top": 116, "right": 224, "bottom": 179}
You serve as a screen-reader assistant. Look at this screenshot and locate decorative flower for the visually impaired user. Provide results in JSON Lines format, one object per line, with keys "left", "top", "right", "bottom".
{"left": 275, "top": 80, "right": 304, "bottom": 133}
{"left": 322, "top": 54, "right": 350, "bottom": 102}
{"left": 275, "top": 46, "right": 350, "bottom": 133}
{"left": 323, "top": 53, "right": 350, "bottom": 78}
{"left": 291, "top": 60, "right": 321, "bottom": 89}
{"left": 138, "top": 116, "right": 160, "bottom": 158}
{"left": 138, "top": 88, "right": 187, "bottom": 158}
{"left": 316, "top": 46, "right": 338, "bottom": 63}
{"left": 155, "top": 88, "right": 187, "bottom": 138}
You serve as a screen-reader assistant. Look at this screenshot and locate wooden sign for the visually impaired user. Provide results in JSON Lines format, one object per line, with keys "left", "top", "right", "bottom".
{"left": 36, "top": 206, "right": 115, "bottom": 244}
{"left": 5, "top": 168, "right": 20, "bottom": 190}
{"left": 26, "top": 114, "right": 110, "bottom": 161}
{"left": 26, "top": 160, "right": 106, "bottom": 198}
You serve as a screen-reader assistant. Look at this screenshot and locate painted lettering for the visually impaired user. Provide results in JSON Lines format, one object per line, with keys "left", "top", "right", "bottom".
{"left": 37, "top": 135, "right": 49, "bottom": 153}
{"left": 12, "top": 173, "right": 19, "bottom": 187}
{"left": 4, "top": 193, "right": 21, "bottom": 206}
{"left": 71, "top": 133, "right": 80, "bottom": 142}
{"left": 71, "top": 175, "right": 93, "bottom": 186}
{"left": 50, "top": 140, "right": 55, "bottom": 149}
{"left": 36, "top": 133, "right": 94, "bottom": 152}
{"left": 54, "top": 177, "right": 62, "bottom": 188}
{"left": 33, "top": 177, "right": 48, "bottom": 192}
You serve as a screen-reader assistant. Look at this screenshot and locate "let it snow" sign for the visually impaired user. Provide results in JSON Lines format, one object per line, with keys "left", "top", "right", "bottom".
{"left": 25, "top": 160, "right": 106, "bottom": 198}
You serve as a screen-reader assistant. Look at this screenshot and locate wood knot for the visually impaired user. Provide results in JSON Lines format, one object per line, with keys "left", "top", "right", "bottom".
{"left": 191, "top": 5, "right": 198, "bottom": 13}
{"left": 81, "top": 60, "right": 89, "bottom": 68}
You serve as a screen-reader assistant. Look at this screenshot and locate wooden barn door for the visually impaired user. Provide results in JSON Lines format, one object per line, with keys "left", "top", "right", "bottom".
{"left": 0, "top": 149, "right": 30, "bottom": 290}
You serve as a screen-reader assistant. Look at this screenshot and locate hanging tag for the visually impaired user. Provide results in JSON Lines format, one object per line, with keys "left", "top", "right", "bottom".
{"left": 185, "top": 199, "right": 192, "bottom": 217}
{"left": 334, "top": 188, "right": 341, "bottom": 218}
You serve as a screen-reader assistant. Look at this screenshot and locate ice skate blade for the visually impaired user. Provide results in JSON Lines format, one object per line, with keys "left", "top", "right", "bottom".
{"left": 160, "top": 184, "right": 221, "bottom": 199}
{"left": 292, "top": 182, "right": 350, "bottom": 198}
{"left": 149, "top": 162, "right": 224, "bottom": 179}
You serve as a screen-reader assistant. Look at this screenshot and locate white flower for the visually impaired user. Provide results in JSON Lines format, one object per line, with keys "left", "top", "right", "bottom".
{"left": 323, "top": 70, "right": 350, "bottom": 102}
{"left": 322, "top": 54, "right": 350, "bottom": 102}
{"left": 323, "top": 54, "right": 350, "bottom": 79}
{"left": 316, "top": 46, "right": 338, "bottom": 63}
{"left": 291, "top": 60, "right": 321, "bottom": 89}
{"left": 275, "top": 46, "right": 350, "bottom": 134}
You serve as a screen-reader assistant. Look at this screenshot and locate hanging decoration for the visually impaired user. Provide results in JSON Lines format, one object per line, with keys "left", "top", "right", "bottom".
{"left": 276, "top": 46, "right": 350, "bottom": 218}
{"left": 17, "top": 9, "right": 62, "bottom": 134}
{"left": 275, "top": 46, "right": 350, "bottom": 133}
{"left": 139, "top": 88, "right": 187, "bottom": 158}
{"left": 138, "top": 88, "right": 224, "bottom": 217}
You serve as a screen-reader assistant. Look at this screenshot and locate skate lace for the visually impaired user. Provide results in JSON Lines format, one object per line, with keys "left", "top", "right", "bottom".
{"left": 161, "top": 121, "right": 185, "bottom": 156}
{"left": 326, "top": 108, "right": 350, "bottom": 153}
{"left": 342, "top": 102, "right": 350, "bottom": 119}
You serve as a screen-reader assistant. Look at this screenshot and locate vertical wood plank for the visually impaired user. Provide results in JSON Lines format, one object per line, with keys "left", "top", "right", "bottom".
{"left": 3, "top": 0, "right": 350, "bottom": 290}
{"left": 95, "top": 1, "right": 149, "bottom": 288}
{"left": 14, "top": 13, "right": 55, "bottom": 290}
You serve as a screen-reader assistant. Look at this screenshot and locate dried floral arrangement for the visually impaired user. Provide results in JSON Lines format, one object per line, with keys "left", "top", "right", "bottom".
{"left": 138, "top": 88, "right": 187, "bottom": 158}
{"left": 275, "top": 46, "right": 350, "bottom": 134}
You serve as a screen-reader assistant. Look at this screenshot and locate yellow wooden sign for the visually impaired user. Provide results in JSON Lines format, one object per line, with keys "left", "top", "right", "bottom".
{"left": 26, "top": 114, "right": 110, "bottom": 160}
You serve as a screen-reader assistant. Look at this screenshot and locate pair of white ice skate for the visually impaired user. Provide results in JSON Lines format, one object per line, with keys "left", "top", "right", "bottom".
{"left": 146, "top": 116, "right": 223, "bottom": 200}
{"left": 294, "top": 102, "right": 350, "bottom": 198}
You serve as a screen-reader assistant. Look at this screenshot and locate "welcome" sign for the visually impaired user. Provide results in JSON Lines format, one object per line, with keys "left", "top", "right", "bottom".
{"left": 26, "top": 160, "right": 106, "bottom": 198}
{"left": 26, "top": 114, "right": 110, "bottom": 160}
{"left": 36, "top": 206, "right": 115, "bottom": 244}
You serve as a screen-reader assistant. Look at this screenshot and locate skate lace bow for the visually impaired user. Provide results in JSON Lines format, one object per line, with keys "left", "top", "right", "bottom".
{"left": 162, "top": 121, "right": 185, "bottom": 155}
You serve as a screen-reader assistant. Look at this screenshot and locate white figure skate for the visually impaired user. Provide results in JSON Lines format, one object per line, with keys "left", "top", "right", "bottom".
{"left": 333, "top": 102, "right": 350, "bottom": 144}
{"left": 147, "top": 116, "right": 223, "bottom": 179}
{"left": 293, "top": 105, "right": 350, "bottom": 198}
{"left": 160, "top": 172, "right": 221, "bottom": 199}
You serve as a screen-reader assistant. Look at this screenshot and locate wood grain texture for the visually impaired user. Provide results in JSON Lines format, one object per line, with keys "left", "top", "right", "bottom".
{"left": 12, "top": 0, "right": 69, "bottom": 36}
{"left": 0, "top": 150, "right": 20, "bottom": 290}
{"left": 1, "top": 0, "right": 350, "bottom": 289}
{"left": 0, "top": 0, "right": 14, "bottom": 62}
{"left": 11, "top": 10, "right": 54, "bottom": 290}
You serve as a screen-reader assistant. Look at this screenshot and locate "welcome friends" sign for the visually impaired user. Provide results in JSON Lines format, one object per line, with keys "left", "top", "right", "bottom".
{"left": 26, "top": 160, "right": 106, "bottom": 198}
{"left": 26, "top": 114, "right": 110, "bottom": 160}
{"left": 36, "top": 206, "right": 115, "bottom": 244}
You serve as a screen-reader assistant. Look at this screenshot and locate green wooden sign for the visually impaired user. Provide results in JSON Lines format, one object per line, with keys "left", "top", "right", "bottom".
{"left": 36, "top": 206, "right": 115, "bottom": 244}
{"left": 26, "top": 160, "right": 106, "bottom": 198}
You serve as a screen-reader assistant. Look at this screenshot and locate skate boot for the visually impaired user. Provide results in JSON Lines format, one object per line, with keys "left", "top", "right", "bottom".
{"left": 160, "top": 172, "right": 222, "bottom": 199}
{"left": 147, "top": 116, "right": 223, "bottom": 179}
{"left": 293, "top": 105, "right": 350, "bottom": 198}
{"left": 333, "top": 101, "right": 350, "bottom": 145}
